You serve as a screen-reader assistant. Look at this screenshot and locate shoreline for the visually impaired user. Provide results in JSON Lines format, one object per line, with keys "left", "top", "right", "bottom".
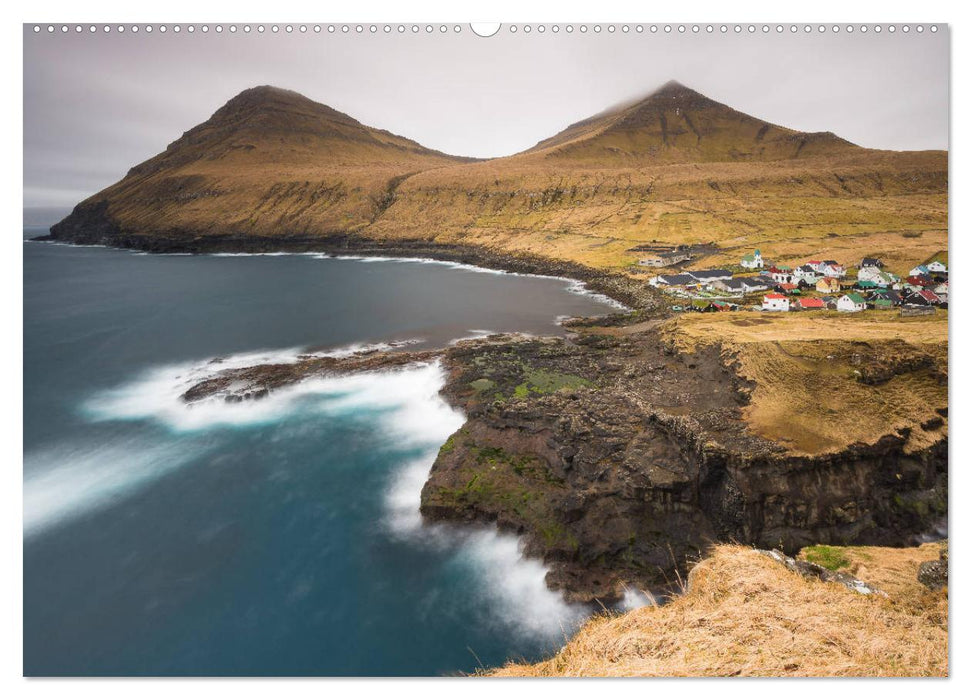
{"left": 30, "top": 231, "right": 660, "bottom": 312}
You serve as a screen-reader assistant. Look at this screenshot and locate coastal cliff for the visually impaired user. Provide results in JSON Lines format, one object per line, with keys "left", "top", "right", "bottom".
{"left": 419, "top": 323, "right": 947, "bottom": 602}
{"left": 178, "top": 312, "right": 948, "bottom": 604}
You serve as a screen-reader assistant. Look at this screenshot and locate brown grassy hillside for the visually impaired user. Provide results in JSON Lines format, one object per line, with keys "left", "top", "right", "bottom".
{"left": 57, "top": 86, "right": 470, "bottom": 240}
{"left": 52, "top": 82, "right": 947, "bottom": 276}
{"left": 664, "top": 311, "right": 948, "bottom": 454}
{"left": 489, "top": 543, "right": 947, "bottom": 677}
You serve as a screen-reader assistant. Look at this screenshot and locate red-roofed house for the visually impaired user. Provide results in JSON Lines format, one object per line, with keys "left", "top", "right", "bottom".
{"left": 797, "top": 297, "right": 826, "bottom": 310}
{"left": 762, "top": 293, "right": 790, "bottom": 312}
{"left": 905, "top": 275, "right": 934, "bottom": 290}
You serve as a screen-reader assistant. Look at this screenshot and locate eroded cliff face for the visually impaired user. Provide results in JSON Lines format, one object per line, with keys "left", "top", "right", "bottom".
{"left": 419, "top": 328, "right": 947, "bottom": 603}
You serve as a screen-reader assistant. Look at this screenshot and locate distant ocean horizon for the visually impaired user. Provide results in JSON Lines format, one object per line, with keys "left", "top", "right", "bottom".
{"left": 23, "top": 230, "right": 629, "bottom": 675}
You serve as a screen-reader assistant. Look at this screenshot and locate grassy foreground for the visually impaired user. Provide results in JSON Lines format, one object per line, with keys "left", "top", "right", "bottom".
{"left": 488, "top": 543, "right": 947, "bottom": 677}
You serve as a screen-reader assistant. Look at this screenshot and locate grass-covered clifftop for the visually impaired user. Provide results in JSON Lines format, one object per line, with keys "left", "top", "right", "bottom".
{"left": 488, "top": 542, "right": 947, "bottom": 677}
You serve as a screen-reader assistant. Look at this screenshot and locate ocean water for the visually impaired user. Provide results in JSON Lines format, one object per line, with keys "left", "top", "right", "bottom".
{"left": 22, "top": 231, "right": 621, "bottom": 676}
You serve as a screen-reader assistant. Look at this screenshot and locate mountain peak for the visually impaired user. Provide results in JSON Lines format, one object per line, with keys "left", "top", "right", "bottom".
{"left": 654, "top": 79, "right": 690, "bottom": 94}
{"left": 524, "top": 80, "right": 856, "bottom": 163}
{"left": 211, "top": 85, "right": 362, "bottom": 128}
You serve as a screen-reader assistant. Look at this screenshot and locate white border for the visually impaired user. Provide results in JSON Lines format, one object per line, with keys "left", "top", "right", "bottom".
{"left": 4, "top": 0, "right": 964, "bottom": 697}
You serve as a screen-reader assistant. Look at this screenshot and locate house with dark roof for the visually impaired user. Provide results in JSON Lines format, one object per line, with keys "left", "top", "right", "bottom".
{"left": 869, "top": 289, "right": 902, "bottom": 306}
{"left": 906, "top": 289, "right": 943, "bottom": 306}
{"left": 686, "top": 269, "right": 733, "bottom": 283}
{"left": 650, "top": 273, "right": 698, "bottom": 287}
{"left": 792, "top": 264, "right": 819, "bottom": 285}
{"left": 712, "top": 278, "right": 748, "bottom": 293}
{"left": 860, "top": 257, "right": 884, "bottom": 269}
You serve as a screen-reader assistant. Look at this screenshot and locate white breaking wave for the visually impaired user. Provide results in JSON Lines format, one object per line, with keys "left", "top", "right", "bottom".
{"left": 83, "top": 341, "right": 428, "bottom": 433}
{"left": 383, "top": 443, "right": 590, "bottom": 643}
{"left": 39, "top": 338, "right": 594, "bottom": 643}
{"left": 23, "top": 439, "right": 199, "bottom": 537}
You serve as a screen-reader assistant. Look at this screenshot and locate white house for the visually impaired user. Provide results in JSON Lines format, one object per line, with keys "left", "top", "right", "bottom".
{"left": 857, "top": 268, "right": 899, "bottom": 288}
{"left": 762, "top": 293, "right": 790, "bottom": 312}
{"left": 856, "top": 266, "right": 884, "bottom": 284}
{"left": 741, "top": 277, "right": 772, "bottom": 292}
{"left": 837, "top": 293, "right": 867, "bottom": 313}
{"left": 820, "top": 261, "right": 846, "bottom": 278}
{"left": 740, "top": 249, "right": 764, "bottom": 270}
{"left": 927, "top": 260, "right": 947, "bottom": 274}
{"left": 687, "top": 269, "right": 733, "bottom": 284}
{"left": 792, "top": 265, "right": 819, "bottom": 285}
{"left": 768, "top": 266, "right": 793, "bottom": 284}
{"left": 909, "top": 265, "right": 930, "bottom": 277}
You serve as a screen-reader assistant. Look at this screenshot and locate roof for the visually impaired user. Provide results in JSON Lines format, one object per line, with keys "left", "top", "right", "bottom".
{"left": 823, "top": 260, "right": 839, "bottom": 266}
{"left": 807, "top": 259, "right": 822, "bottom": 265}
{"left": 906, "top": 275, "right": 933, "bottom": 286}
{"left": 843, "top": 293, "right": 866, "bottom": 304}
{"left": 818, "top": 276, "right": 839, "bottom": 284}
{"left": 860, "top": 257, "right": 883, "bottom": 267}
{"left": 779, "top": 283, "right": 797, "bottom": 291}
{"left": 718, "top": 279, "right": 748, "bottom": 290}
{"left": 918, "top": 290, "right": 941, "bottom": 303}
{"left": 657, "top": 274, "right": 697, "bottom": 285}
{"left": 799, "top": 298, "right": 826, "bottom": 308}
{"left": 797, "top": 264, "right": 816, "bottom": 272}
{"left": 688, "top": 269, "right": 732, "bottom": 280}
{"left": 764, "top": 293, "right": 787, "bottom": 300}
{"left": 856, "top": 280, "right": 879, "bottom": 289}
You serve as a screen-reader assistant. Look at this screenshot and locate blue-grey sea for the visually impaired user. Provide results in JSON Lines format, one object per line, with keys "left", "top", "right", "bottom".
{"left": 22, "top": 219, "right": 622, "bottom": 676}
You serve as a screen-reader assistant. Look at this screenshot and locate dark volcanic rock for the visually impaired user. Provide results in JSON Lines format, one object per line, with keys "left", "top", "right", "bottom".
{"left": 419, "top": 329, "right": 948, "bottom": 604}
{"left": 179, "top": 346, "right": 441, "bottom": 404}
{"left": 917, "top": 541, "right": 948, "bottom": 591}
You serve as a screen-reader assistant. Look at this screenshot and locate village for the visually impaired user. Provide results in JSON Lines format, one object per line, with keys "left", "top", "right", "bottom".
{"left": 638, "top": 247, "right": 948, "bottom": 314}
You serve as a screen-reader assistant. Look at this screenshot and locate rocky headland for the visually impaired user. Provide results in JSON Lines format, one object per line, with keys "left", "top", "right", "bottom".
{"left": 179, "top": 313, "right": 948, "bottom": 604}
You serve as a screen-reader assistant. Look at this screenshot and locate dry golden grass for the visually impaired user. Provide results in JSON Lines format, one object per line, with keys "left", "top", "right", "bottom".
{"left": 372, "top": 151, "right": 947, "bottom": 273}
{"left": 489, "top": 544, "right": 947, "bottom": 677}
{"left": 664, "top": 311, "right": 947, "bottom": 454}
{"left": 669, "top": 309, "right": 948, "bottom": 348}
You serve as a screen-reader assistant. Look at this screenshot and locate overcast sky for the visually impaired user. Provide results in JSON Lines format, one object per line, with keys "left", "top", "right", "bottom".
{"left": 24, "top": 23, "right": 949, "bottom": 209}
